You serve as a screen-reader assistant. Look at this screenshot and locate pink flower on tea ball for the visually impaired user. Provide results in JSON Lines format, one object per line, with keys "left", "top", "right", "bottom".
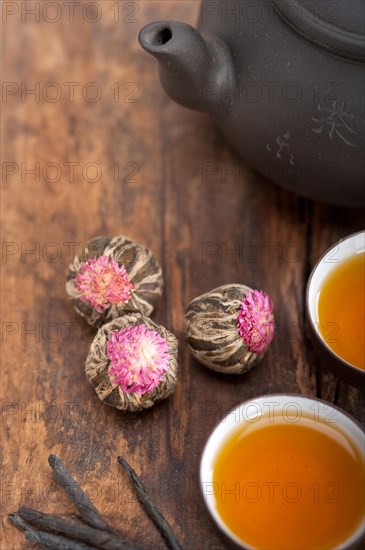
{"left": 237, "top": 290, "right": 275, "bottom": 354}
{"left": 107, "top": 324, "right": 170, "bottom": 395}
{"left": 75, "top": 255, "right": 134, "bottom": 313}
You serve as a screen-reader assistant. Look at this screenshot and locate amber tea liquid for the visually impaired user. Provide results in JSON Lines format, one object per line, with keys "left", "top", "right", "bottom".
{"left": 317, "top": 251, "right": 365, "bottom": 370}
{"left": 213, "top": 414, "right": 365, "bottom": 549}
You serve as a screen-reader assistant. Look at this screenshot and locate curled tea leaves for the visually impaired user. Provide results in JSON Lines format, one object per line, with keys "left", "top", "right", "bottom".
{"left": 185, "top": 284, "right": 275, "bottom": 374}
{"left": 67, "top": 236, "right": 163, "bottom": 327}
{"left": 86, "top": 313, "right": 178, "bottom": 411}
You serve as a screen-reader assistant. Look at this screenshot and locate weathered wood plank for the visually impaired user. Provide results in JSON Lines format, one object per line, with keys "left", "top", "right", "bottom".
{"left": 1, "top": 2, "right": 364, "bottom": 549}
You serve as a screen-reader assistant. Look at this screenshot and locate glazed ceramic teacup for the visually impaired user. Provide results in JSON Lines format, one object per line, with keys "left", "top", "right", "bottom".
{"left": 306, "top": 230, "right": 365, "bottom": 388}
{"left": 200, "top": 394, "right": 365, "bottom": 550}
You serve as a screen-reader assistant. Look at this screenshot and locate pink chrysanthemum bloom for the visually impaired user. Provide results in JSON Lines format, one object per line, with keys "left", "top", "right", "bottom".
{"left": 107, "top": 325, "right": 170, "bottom": 395}
{"left": 237, "top": 290, "right": 275, "bottom": 354}
{"left": 75, "top": 255, "right": 134, "bottom": 313}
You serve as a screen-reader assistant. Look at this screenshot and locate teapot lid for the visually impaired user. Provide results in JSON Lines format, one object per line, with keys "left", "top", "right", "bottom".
{"left": 271, "top": 0, "right": 365, "bottom": 61}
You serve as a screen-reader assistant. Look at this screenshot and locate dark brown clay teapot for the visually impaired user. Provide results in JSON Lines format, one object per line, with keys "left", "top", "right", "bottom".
{"left": 139, "top": 0, "right": 365, "bottom": 207}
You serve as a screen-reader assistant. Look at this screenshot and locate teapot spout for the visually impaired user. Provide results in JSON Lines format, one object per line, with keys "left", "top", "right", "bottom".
{"left": 139, "top": 21, "right": 235, "bottom": 117}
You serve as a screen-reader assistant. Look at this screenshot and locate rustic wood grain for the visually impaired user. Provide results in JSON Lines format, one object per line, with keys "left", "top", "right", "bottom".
{"left": 1, "top": 2, "right": 364, "bottom": 549}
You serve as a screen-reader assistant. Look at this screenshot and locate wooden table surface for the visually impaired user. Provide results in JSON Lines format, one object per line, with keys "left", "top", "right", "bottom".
{"left": 2, "top": 1, "right": 365, "bottom": 549}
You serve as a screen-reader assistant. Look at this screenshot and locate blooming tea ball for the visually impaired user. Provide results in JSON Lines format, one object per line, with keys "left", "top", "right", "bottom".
{"left": 86, "top": 313, "right": 178, "bottom": 411}
{"left": 185, "top": 284, "right": 275, "bottom": 374}
{"left": 66, "top": 236, "right": 163, "bottom": 327}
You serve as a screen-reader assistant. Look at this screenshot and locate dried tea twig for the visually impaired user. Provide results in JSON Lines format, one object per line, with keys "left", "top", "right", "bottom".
{"left": 10, "top": 455, "right": 181, "bottom": 550}
{"left": 118, "top": 456, "right": 182, "bottom": 550}
{"left": 9, "top": 512, "right": 98, "bottom": 550}
{"left": 48, "top": 454, "right": 112, "bottom": 533}
{"left": 18, "top": 507, "right": 140, "bottom": 550}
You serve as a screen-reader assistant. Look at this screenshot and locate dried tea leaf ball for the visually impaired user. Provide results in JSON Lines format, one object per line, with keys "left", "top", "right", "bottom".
{"left": 185, "top": 284, "right": 275, "bottom": 374}
{"left": 86, "top": 313, "right": 178, "bottom": 412}
{"left": 66, "top": 236, "right": 163, "bottom": 327}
